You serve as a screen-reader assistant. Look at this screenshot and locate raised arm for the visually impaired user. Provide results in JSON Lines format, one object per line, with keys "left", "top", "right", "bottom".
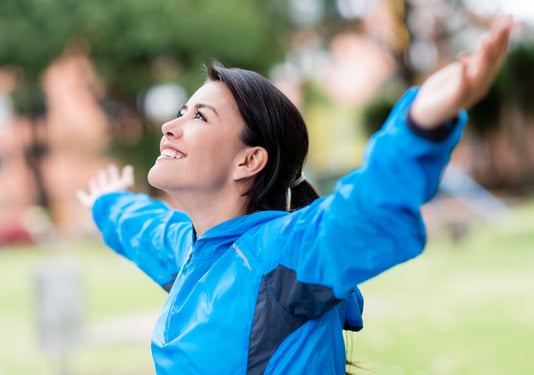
{"left": 265, "top": 17, "right": 514, "bottom": 300}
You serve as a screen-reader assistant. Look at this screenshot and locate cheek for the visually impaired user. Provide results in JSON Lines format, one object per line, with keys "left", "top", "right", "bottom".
{"left": 196, "top": 147, "right": 235, "bottom": 172}
{"left": 195, "top": 132, "right": 243, "bottom": 163}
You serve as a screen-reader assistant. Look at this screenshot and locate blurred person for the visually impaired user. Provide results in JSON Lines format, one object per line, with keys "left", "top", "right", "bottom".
{"left": 77, "top": 18, "right": 512, "bottom": 375}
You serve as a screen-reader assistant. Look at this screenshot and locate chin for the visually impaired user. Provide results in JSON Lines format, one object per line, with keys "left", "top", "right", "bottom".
{"left": 147, "top": 165, "right": 163, "bottom": 189}
{"left": 148, "top": 164, "right": 181, "bottom": 193}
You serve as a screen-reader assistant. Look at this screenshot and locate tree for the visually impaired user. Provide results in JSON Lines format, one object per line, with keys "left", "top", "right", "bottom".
{"left": 0, "top": 0, "right": 294, "bottom": 205}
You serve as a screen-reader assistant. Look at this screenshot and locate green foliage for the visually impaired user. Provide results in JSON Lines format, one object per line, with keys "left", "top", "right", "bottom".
{"left": 75, "top": 0, "right": 290, "bottom": 98}
{"left": 500, "top": 42, "right": 534, "bottom": 114}
{"left": 0, "top": 0, "right": 73, "bottom": 79}
{"left": 0, "top": 0, "right": 294, "bottom": 199}
{"left": 107, "top": 125, "right": 162, "bottom": 192}
{"left": 469, "top": 42, "right": 534, "bottom": 135}
{"left": 361, "top": 96, "right": 395, "bottom": 137}
{"left": 0, "top": 0, "right": 292, "bottom": 111}
{"left": 468, "top": 78, "right": 503, "bottom": 136}
{"left": 10, "top": 82, "right": 47, "bottom": 118}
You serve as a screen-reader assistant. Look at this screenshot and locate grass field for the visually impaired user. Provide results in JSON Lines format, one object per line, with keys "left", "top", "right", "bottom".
{"left": 0, "top": 240, "right": 165, "bottom": 375}
{"left": 349, "top": 199, "right": 534, "bottom": 375}
{"left": 1, "top": 199, "right": 533, "bottom": 375}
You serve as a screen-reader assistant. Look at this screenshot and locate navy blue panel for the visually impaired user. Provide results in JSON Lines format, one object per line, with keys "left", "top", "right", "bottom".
{"left": 343, "top": 289, "right": 364, "bottom": 332}
{"left": 247, "top": 265, "right": 342, "bottom": 374}
{"left": 161, "top": 274, "right": 177, "bottom": 292}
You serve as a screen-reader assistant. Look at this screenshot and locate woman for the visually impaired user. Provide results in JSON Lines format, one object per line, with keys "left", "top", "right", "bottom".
{"left": 78, "top": 18, "right": 512, "bottom": 375}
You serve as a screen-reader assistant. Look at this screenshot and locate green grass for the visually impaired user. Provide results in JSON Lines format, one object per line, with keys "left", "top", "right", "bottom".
{"left": 349, "top": 200, "right": 534, "bottom": 375}
{"left": 1, "top": 200, "right": 533, "bottom": 375}
{"left": 0, "top": 241, "right": 166, "bottom": 375}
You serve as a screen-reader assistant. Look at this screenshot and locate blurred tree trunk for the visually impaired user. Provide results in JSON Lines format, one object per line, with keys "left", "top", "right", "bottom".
{"left": 12, "top": 83, "right": 50, "bottom": 209}
{"left": 505, "top": 103, "right": 534, "bottom": 189}
{"left": 24, "top": 116, "right": 49, "bottom": 208}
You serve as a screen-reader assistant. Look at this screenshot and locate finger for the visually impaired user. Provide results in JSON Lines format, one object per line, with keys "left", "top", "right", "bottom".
{"left": 89, "top": 178, "right": 98, "bottom": 196}
{"left": 121, "top": 165, "right": 135, "bottom": 187}
{"left": 456, "top": 57, "right": 474, "bottom": 107}
{"left": 76, "top": 189, "right": 93, "bottom": 207}
{"left": 108, "top": 164, "right": 120, "bottom": 183}
{"left": 97, "top": 169, "right": 108, "bottom": 189}
{"left": 482, "top": 16, "right": 513, "bottom": 64}
{"left": 476, "top": 32, "right": 509, "bottom": 88}
{"left": 462, "top": 62, "right": 493, "bottom": 107}
{"left": 465, "top": 21, "right": 510, "bottom": 96}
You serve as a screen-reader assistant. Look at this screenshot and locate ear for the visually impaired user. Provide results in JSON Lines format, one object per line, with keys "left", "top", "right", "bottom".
{"left": 233, "top": 146, "right": 268, "bottom": 181}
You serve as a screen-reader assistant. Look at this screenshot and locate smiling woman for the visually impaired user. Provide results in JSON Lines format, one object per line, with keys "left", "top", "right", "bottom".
{"left": 77, "top": 18, "right": 513, "bottom": 375}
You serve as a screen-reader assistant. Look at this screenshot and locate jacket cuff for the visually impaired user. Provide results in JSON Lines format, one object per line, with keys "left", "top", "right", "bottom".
{"left": 406, "top": 107, "right": 458, "bottom": 142}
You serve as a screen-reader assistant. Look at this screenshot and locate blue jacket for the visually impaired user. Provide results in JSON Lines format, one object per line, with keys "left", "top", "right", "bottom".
{"left": 92, "top": 88, "right": 466, "bottom": 374}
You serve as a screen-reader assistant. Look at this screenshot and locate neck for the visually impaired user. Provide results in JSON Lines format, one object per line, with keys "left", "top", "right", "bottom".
{"left": 168, "top": 188, "right": 249, "bottom": 237}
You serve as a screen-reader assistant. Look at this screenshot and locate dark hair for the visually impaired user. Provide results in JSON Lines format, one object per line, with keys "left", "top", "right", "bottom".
{"left": 206, "top": 62, "right": 319, "bottom": 212}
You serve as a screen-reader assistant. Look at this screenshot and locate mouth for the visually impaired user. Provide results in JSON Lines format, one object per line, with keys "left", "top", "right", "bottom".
{"left": 157, "top": 147, "right": 186, "bottom": 160}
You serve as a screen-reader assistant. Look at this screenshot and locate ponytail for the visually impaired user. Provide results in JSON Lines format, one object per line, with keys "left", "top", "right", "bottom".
{"left": 287, "top": 177, "right": 320, "bottom": 211}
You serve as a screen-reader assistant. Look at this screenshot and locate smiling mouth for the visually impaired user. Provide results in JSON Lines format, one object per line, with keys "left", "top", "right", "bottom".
{"left": 158, "top": 148, "right": 186, "bottom": 160}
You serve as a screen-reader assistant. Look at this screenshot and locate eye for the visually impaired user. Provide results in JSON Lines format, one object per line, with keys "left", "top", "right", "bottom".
{"left": 176, "top": 106, "right": 186, "bottom": 118}
{"left": 194, "top": 110, "right": 207, "bottom": 122}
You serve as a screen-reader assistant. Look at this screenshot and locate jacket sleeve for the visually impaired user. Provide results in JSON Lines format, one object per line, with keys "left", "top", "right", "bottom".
{"left": 268, "top": 88, "right": 467, "bottom": 299}
{"left": 92, "top": 191, "right": 193, "bottom": 288}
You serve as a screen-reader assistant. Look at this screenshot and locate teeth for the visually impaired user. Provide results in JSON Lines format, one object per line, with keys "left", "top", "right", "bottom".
{"left": 161, "top": 149, "right": 184, "bottom": 159}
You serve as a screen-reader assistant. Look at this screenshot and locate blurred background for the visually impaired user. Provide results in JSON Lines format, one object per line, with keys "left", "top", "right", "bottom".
{"left": 0, "top": 0, "right": 533, "bottom": 374}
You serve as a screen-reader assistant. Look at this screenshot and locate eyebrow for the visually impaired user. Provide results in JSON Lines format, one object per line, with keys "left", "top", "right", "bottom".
{"left": 198, "top": 103, "right": 219, "bottom": 118}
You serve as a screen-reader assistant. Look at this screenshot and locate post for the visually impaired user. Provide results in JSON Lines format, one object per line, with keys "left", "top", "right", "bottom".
{"left": 34, "top": 258, "right": 83, "bottom": 375}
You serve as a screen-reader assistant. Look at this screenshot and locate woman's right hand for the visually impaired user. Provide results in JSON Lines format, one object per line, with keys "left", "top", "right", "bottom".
{"left": 410, "top": 16, "right": 513, "bottom": 129}
{"left": 77, "top": 164, "right": 134, "bottom": 208}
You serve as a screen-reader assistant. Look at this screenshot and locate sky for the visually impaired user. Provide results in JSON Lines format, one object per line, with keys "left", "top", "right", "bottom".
{"left": 501, "top": 1, "right": 534, "bottom": 21}
{"left": 467, "top": 0, "right": 534, "bottom": 23}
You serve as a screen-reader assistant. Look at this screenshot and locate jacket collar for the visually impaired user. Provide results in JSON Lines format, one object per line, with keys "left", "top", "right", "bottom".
{"left": 190, "top": 210, "right": 286, "bottom": 260}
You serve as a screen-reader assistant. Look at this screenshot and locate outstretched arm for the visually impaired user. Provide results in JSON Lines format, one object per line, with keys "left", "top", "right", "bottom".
{"left": 78, "top": 164, "right": 192, "bottom": 289}
{"left": 410, "top": 16, "right": 513, "bottom": 128}
{"left": 265, "top": 17, "right": 515, "bottom": 300}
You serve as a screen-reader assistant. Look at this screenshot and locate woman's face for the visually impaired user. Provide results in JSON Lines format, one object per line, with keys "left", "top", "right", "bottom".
{"left": 148, "top": 81, "right": 248, "bottom": 196}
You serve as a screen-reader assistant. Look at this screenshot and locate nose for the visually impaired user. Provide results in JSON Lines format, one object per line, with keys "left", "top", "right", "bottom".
{"left": 161, "top": 118, "right": 183, "bottom": 139}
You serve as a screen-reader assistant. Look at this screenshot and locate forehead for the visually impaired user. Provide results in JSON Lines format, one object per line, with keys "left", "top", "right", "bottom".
{"left": 188, "top": 81, "right": 238, "bottom": 113}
